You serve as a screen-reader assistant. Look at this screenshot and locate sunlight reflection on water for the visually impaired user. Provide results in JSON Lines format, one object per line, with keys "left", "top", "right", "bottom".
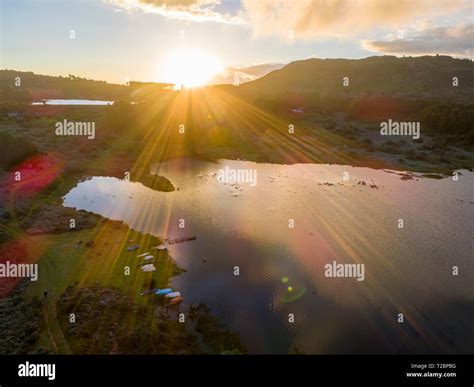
{"left": 63, "top": 159, "right": 474, "bottom": 354}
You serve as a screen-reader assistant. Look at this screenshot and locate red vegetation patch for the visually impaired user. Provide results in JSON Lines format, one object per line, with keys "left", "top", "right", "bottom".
{"left": 0, "top": 240, "right": 30, "bottom": 298}
{"left": 0, "top": 153, "right": 64, "bottom": 204}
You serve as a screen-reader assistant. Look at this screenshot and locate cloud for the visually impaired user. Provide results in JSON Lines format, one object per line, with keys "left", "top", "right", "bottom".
{"left": 362, "top": 23, "right": 474, "bottom": 57}
{"left": 106, "top": 0, "right": 472, "bottom": 53}
{"left": 241, "top": 0, "right": 469, "bottom": 39}
{"left": 105, "top": 0, "right": 242, "bottom": 23}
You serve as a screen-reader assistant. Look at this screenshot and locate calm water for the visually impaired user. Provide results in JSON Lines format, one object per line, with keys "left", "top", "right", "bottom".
{"left": 63, "top": 158, "right": 474, "bottom": 354}
{"left": 31, "top": 99, "right": 113, "bottom": 106}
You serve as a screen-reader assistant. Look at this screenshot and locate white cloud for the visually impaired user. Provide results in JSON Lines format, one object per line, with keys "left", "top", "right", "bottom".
{"left": 105, "top": 0, "right": 243, "bottom": 23}
{"left": 105, "top": 0, "right": 472, "bottom": 56}
{"left": 362, "top": 23, "right": 474, "bottom": 57}
{"left": 241, "top": 0, "right": 469, "bottom": 39}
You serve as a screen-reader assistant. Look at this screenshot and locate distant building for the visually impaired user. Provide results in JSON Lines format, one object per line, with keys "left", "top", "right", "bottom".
{"left": 291, "top": 107, "right": 304, "bottom": 114}
{"left": 6, "top": 112, "right": 24, "bottom": 119}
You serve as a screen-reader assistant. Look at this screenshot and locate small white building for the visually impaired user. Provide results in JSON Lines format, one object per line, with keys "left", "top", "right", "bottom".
{"left": 6, "top": 112, "right": 24, "bottom": 119}
{"left": 291, "top": 107, "right": 304, "bottom": 114}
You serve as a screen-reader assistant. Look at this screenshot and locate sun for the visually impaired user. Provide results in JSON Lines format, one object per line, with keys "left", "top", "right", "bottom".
{"left": 162, "top": 49, "right": 222, "bottom": 89}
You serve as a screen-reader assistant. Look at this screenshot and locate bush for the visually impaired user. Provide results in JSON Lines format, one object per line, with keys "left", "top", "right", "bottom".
{"left": 0, "top": 281, "right": 43, "bottom": 354}
{"left": 0, "top": 131, "right": 38, "bottom": 170}
{"left": 467, "top": 129, "right": 474, "bottom": 145}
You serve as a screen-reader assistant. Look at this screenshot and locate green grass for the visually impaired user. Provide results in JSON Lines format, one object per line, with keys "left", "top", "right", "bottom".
{"left": 22, "top": 219, "right": 186, "bottom": 354}
{"left": 26, "top": 220, "right": 183, "bottom": 303}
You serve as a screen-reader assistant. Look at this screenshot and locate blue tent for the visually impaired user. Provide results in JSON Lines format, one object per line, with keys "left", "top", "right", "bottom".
{"left": 155, "top": 288, "right": 173, "bottom": 296}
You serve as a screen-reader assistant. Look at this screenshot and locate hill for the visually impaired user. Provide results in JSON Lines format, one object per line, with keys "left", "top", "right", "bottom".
{"left": 211, "top": 63, "right": 285, "bottom": 85}
{"left": 0, "top": 70, "right": 172, "bottom": 102}
{"left": 241, "top": 56, "right": 474, "bottom": 104}
{"left": 0, "top": 70, "right": 129, "bottom": 102}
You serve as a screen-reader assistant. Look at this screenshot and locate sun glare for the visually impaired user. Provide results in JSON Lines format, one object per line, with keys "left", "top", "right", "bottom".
{"left": 162, "top": 49, "right": 222, "bottom": 89}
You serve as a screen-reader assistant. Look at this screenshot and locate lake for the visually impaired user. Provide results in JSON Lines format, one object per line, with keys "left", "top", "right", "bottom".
{"left": 31, "top": 99, "right": 113, "bottom": 106}
{"left": 63, "top": 158, "right": 474, "bottom": 354}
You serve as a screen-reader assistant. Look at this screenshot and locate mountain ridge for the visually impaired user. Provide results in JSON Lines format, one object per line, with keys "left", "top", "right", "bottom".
{"left": 240, "top": 55, "right": 474, "bottom": 104}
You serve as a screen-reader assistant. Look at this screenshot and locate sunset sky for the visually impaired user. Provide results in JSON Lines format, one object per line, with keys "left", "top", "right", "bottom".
{"left": 1, "top": 0, "right": 472, "bottom": 84}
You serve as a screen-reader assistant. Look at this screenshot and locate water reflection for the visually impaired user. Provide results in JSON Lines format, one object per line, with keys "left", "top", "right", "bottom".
{"left": 63, "top": 159, "right": 474, "bottom": 353}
